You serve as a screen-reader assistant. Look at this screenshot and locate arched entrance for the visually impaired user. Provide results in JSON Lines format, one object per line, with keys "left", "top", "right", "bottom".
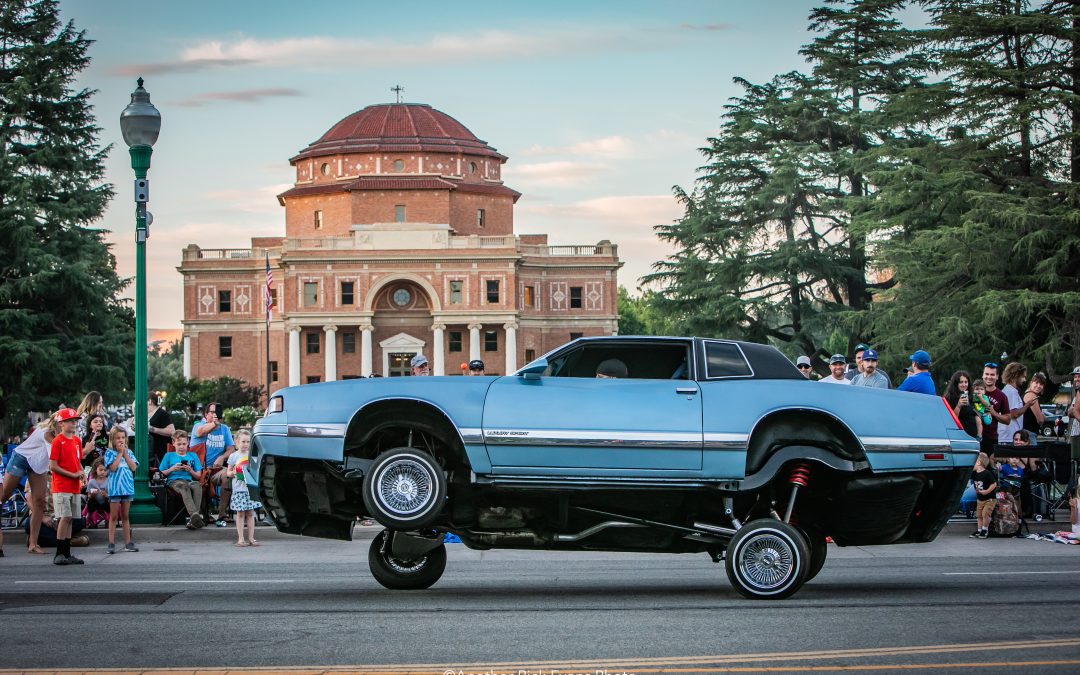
{"left": 367, "top": 277, "right": 436, "bottom": 376}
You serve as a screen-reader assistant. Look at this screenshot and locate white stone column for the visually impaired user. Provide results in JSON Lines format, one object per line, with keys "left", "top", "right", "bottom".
{"left": 360, "top": 325, "right": 373, "bottom": 377}
{"left": 288, "top": 326, "right": 301, "bottom": 386}
{"left": 182, "top": 336, "right": 191, "bottom": 379}
{"left": 468, "top": 323, "right": 482, "bottom": 362}
{"left": 504, "top": 322, "right": 518, "bottom": 374}
{"left": 432, "top": 323, "right": 446, "bottom": 376}
{"left": 323, "top": 325, "right": 337, "bottom": 382}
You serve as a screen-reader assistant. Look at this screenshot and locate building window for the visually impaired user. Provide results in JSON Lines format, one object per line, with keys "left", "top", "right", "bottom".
{"left": 525, "top": 349, "right": 536, "bottom": 363}
{"left": 469, "top": 161, "right": 478, "bottom": 174}
{"left": 570, "top": 332, "right": 583, "bottom": 341}
{"left": 303, "top": 281, "right": 318, "bottom": 307}
{"left": 320, "top": 163, "right": 329, "bottom": 176}
{"left": 486, "top": 279, "right": 499, "bottom": 304}
{"left": 343, "top": 375, "right": 361, "bottom": 380}
{"left": 484, "top": 330, "right": 498, "bottom": 352}
{"left": 314, "top": 210, "right": 323, "bottom": 230}
{"left": 218, "top": 336, "right": 232, "bottom": 358}
{"left": 342, "top": 332, "right": 356, "bottom": 354}
{"left": 306, "top": 375, "right": 321, "bottom": 384}
{"left": 449, "top": 280, "right": 463, "bottom": 304}
{"left": 341, "top": 281, "right": 354, "bottom": 305}
{"left": 393, "top": 159, "right": 405, "bottom": 172}
{"left": 394, "top": 204, "right": 406, "bottom": 222}
{"left": 570, "top": 286, "right": 583, "bottom": 309}
{"left": 477, "top": 208, "right": 485, "bottom": 228}
{"left": 218, "top": 290, "right": 231, "bottom": 313}
{"left": 449, "top": 331, "right": 462, "bottom": 352}
{"left": 523, "top": 285, "right": 535, "bottom": 308}
{"left": 306, "top": 331, "right": 320, "bottom": 354}
{"left": 269, "top": 361, "right": 278, "bottom": 382}
{"left": 269, "top": 288, "right": 278, "bottom": 309}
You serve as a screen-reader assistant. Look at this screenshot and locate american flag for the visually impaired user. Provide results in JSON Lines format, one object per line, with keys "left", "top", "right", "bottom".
{"left": 264, "top": 253, "right": 274, "bottom": 325}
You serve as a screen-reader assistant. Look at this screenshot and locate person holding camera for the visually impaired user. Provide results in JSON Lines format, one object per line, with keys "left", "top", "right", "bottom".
{"left": 191, "top": 402, "right": 236, "bottom": 527}
{"left": 159, "top": 430, "right": 205, "bottom": 528}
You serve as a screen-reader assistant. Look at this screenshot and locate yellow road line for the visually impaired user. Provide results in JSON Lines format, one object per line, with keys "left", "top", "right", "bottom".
{"left": 4, "top": 638, "right": 1080, "bottom": 675}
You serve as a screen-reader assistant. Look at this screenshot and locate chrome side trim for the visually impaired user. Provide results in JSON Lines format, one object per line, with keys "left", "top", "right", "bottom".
{"left": 459, "top": 427, "right": 484, "bottom": 444}
{"left": 287, "top": 423, "right": 347, "bottom": 438}
{"left": 703, "top": 432, "right": 750, "bottom": 450}
{"left": 863, "top": 436, "right": 953, "bottom": 453}
{"left": 483, "top": 429, "right": 701, "bottom": 448}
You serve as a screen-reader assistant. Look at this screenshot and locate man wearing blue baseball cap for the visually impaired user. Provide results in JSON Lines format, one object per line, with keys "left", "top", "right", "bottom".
{"left": 897, "top": 349, "right": 936, "bottom": 395}
{"left": 851, "top": 349, "right": 891, "bottom": 389}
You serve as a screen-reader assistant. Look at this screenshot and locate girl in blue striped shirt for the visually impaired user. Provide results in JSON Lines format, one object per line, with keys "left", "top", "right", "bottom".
{"left": 104, "top": 427, "right": 139, "bottom": 554}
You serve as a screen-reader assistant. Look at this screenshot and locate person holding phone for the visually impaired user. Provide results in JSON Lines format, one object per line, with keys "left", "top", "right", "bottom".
{"left": 191, "top": 402, "right": 235, "bottom": 526}
{"left": 944, "top": 371, "right": 981, "bottom": 440}
{"left": 159, "top": 430, "right": 205, "bottom": 528}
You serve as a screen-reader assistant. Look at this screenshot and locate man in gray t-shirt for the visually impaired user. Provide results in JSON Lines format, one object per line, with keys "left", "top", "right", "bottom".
{"left": 851, "top": 349, "right": 891, "bottom": 389}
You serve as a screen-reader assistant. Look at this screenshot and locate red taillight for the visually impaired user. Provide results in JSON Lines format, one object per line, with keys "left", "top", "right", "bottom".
{"left": 942, "top": 396, "right": 963, "bottom": 431}
{"left": 923, "top": 453, "right": 946, "bottom": 461}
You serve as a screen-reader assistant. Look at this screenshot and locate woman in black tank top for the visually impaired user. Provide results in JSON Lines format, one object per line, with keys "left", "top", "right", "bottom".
{"left": 1022, "top": 373, "right": 1047, "bottom": 440}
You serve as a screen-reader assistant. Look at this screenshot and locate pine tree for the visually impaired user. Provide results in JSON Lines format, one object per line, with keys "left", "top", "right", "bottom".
{"left": 649, "top": 0, "right": 925, "bottom": 365}
{"left": 869, "top": 0, "right": 1080, "bottom": 378}
{"left": 0, "top": 0, "right": 131, "bottom": 430}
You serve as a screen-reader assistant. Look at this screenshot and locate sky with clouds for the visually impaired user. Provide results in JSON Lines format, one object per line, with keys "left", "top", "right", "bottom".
{"left": 62, "top": 0, "right": 821, "bottom": 330}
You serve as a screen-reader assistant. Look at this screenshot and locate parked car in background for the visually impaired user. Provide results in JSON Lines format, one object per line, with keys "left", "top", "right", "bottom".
{"left": 252, "top": 336, "right": 979, "bottom": 600}
{"left": 1040, "top": 404, "right": 1066, "bottom": 438}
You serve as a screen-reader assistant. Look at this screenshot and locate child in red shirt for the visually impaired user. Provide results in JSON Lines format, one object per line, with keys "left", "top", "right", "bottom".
{"left": 49, "top": 408, "right": 85, "bottom": 565}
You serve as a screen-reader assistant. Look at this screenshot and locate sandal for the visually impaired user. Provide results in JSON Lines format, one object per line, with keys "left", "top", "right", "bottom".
{"left": 248, "top": 540, "right": 260, "bottom": 546}
{"left": 234, "top": 541, "right": 250, "bottom": 547}
{"left": 27, "top": 546, "right": 46, "bottom": 555}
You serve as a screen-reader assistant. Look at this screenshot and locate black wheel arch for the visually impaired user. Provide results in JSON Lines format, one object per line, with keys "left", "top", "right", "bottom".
{"left": 744, "top": 408, "right": 866, "bottom": 478}
{"left": 344, "top": 398, "right": 471, "bottom": 471}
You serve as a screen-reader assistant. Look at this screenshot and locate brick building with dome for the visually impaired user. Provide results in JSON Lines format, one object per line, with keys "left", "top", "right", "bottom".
{"left": 178, "top": 102, "right": 621, "bottom": 390}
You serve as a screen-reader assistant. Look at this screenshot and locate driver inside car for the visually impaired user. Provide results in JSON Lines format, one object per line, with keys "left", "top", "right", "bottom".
{"left": 595, "top": 358, "right": 628, "bottom": 379}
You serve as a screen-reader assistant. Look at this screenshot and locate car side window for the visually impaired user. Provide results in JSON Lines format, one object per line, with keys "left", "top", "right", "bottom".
{"left": 704, "top": 341, "right": 752, "bottom": 378}
{"left": 546, "top": 343, "right": 691, "bottom": 379}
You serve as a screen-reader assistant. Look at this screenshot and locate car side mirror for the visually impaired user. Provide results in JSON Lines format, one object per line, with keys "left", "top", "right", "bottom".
{"left": 518, "top": 357, "right": 548, "bottom": 380}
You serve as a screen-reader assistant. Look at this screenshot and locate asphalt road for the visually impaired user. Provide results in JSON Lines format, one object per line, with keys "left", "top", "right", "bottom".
{"left": 1, "top": 524, "right": 1079, "bottom": 673}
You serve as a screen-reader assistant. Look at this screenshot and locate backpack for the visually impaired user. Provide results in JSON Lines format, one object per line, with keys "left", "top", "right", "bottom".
{"left": 990, "top": 492, "right": 1020, "bottom": 537}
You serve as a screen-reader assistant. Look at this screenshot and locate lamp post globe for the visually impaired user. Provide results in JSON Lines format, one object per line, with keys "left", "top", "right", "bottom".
{"left": 122, "top": 77, "right": 162, "bottom": 524}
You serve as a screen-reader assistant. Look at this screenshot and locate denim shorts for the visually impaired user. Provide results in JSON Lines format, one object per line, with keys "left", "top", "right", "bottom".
{"left": 5, "top": 453, "right": 34, "bottom": 479}
{"left": 109, "top": 495, "right": 132, "bottom": 503}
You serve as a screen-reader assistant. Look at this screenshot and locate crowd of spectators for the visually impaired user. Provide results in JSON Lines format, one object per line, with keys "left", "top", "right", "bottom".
{"left": 0, "top": 391, "right": 262, "bottom": 564}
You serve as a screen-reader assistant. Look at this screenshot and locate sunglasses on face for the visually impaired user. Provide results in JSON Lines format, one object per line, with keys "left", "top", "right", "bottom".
{"left": 984, "top": 362, "right": 999, "bottom": 369}
{"left": 797, "top": 365, "right": 811, "bottom": 370}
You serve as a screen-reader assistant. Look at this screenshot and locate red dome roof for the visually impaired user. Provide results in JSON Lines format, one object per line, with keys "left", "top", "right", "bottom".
{"left": 291, "top": 103, "right": 505, "bottom": 163}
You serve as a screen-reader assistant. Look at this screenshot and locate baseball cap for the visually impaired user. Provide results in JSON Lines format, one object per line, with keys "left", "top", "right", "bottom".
{"left": 854, "top": 343, "right": 870, "bottom": 353}
{"left": 596, "top": 358, "right": 628, "bottom": 378}
{"left": 1072, "top": 366, "right": 1080, "bottom": 376}
{"left": 410, "top": 354, "right": 428, "bottom": 368}
{"left": 862, "top": 348, "right": 879, "bottom": 361}
{"left": 795, "top": 356, "right": 812, "bottom": 367}
{"left": 909, "top": 350, "right": 931, "bottom": 366}
{"left": 54, "top": 408, "right": 79, "bottom": 422}
{"left": 468, "top": 359, "right": 485, "bottom": 371}
{"left": 829, "top": 354, "right": 846, "bottom": 365}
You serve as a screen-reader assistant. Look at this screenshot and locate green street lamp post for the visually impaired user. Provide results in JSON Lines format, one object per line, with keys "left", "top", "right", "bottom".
{"left": 120, "top": 78, "right": 162, "bottom": 524}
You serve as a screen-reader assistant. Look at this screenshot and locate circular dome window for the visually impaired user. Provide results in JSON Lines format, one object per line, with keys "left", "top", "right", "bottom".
{"left": 469, "top": 162, "right": 478, "bottom": 174}
{"left": 320, "top": 163, "right": 330, "bottom": 175}
{"left": 392, "top": 288, "right": 412, "bottom": 307}
{"left": 393, "top": 159, "right": 405, "bottom": 172}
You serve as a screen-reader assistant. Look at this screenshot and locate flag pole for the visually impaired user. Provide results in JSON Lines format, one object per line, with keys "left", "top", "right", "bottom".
{"left": 265, "top": 252, "right": 273, "bottom": 405}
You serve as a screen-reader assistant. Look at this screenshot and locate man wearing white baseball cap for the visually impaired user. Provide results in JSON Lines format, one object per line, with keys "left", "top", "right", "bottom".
{"left": 410, "top": 353, "right": 430, "bottom": 376}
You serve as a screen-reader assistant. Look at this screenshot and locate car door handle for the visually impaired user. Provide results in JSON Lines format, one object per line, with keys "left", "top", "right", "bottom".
{"left": 675, "top": 387, "right": 698, "bottom": 395}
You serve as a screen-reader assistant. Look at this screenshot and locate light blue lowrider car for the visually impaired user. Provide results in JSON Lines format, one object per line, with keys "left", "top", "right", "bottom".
{"left": 252, "top": 336, "right": 978, "bottom": 599}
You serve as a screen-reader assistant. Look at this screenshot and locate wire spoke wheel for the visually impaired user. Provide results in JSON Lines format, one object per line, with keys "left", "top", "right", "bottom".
{"left": 739, "top": 534, "right": 794, "bottom": 589}
{"left": 376, "top": 459, "right": 434, "bottom": 516}
{"left": 725, "top": 519, "right": 810, "bottom": 600}
{"left": 362, "top": 448, "right": 447, "bottom": 529}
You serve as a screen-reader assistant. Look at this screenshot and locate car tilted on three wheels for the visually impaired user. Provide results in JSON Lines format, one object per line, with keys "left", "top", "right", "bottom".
{"left": 252, "top": 336, "right": 978, "bottom": 599}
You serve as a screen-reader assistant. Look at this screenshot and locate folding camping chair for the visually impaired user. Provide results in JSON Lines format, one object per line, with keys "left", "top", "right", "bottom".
{"left": 0, "top": 455, "right": 29, "bottom": 530}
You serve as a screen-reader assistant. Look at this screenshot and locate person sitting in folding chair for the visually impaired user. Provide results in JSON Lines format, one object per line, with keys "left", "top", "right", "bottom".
{"left": 190, "top": 403, "right": 236, "bottom": 528}
{"left": 159, "top": 430, "right": 205, "bottom": 529}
